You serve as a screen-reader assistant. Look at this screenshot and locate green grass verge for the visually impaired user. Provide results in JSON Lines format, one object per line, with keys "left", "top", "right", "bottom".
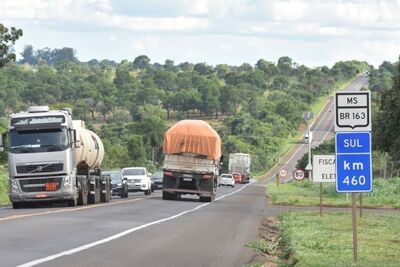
{"left": 268, "top": 178, "right": 400, "bottom": 208}
{"left": 279, "top": 211, "right": 400, "bottom": 267}
{"left": 0, "top": 168, "right": 8, "bottom": 204}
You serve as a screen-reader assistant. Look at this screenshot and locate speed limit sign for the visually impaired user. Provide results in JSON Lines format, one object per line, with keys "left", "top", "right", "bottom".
{"left": 293, "top": 169, "right": 305, "bottom": 181}
{"left": 279, "top": 169, "right": 287, "bottom": 178}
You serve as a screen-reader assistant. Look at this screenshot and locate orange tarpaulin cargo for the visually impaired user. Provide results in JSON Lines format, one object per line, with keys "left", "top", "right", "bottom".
{"left": 163, "top": 120, "right": 221, "bottom": 160}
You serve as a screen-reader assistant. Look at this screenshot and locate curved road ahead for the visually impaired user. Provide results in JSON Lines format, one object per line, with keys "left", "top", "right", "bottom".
{"left": 0, "top": 76, "right": 369, "bottom": 267}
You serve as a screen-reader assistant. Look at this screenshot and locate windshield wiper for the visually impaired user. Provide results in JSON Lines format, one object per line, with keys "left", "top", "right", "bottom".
{"left": 10, "top": 145, "right": 36, "bottom": 152}
{"left": 40, "top": 144, "right": 65, "bottom": 151}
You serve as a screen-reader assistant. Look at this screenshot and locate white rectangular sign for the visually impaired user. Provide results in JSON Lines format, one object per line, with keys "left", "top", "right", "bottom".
{"left": 312, "top": 155, "right": 336, "bottom": 183}
{"left": 335, "top": 91, "right": 371, "bottom": 132}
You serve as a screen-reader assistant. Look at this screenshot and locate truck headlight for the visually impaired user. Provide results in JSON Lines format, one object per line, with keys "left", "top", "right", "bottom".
{"left": 117, "top": 183, "right": 122, "bottom": 186}
{"left": 64, "top": 176, "right": 72, "bottom": 190}
{"left": 10, "top": 179, "right": 19, "bottom": 193}
{"left": 64, "top": 176, "right": 71, "bottom": 185}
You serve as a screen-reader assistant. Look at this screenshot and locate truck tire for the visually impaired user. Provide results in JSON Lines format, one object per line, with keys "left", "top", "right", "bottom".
{"left": 162, "top": 191, "right": 176, "bottom": 200}
{"left": 12, "top": 202, "right": 21, "bottom": 209}
{"left": 78, "top": 188, "right": 88, "bottom": 206}
{"left": 67, "top": 198, "right": 77, "bottom": 207}
{"left": 101, "top": 179, "right": 111, "bottom": 203}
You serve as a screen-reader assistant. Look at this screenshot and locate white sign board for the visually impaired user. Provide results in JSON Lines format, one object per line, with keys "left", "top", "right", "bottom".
{"left": 312, "top": 155, "right": 336, "bottom": 183}
{"left": 335, "top": 91, "right": 371, "bottom": 132}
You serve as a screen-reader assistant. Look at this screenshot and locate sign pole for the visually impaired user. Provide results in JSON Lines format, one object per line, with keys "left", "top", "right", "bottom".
{"left": 359, "top": 193, "right": 363, "bottom": 218}
{"left": 352, "top": 193, "right": 358, "bottom": 263}
{"left": 320, "top": 183, "right": 323, "bottom": 216}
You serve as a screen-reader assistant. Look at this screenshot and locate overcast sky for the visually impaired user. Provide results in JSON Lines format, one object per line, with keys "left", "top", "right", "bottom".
{"left": 1, "top": 0, "right": 399, "bottom": 67}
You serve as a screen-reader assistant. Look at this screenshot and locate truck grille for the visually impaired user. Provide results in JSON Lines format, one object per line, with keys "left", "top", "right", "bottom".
{"left": 19, "top": 177, "right": 63, "bottom": 193}
{"left": 17, "top": 163, "right": 63, "bottom": 174}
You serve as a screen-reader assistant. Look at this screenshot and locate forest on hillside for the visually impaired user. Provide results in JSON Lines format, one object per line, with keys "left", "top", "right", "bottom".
{"left": 0, "top": 45, "right": 370, "bottom": 173}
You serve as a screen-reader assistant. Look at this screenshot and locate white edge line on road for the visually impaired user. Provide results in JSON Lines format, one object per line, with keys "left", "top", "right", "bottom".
{"left": 17, "top": 183, "right": 251, "bottom": 267}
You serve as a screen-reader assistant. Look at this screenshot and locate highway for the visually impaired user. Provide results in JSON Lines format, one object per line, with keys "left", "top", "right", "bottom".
{"left": 0, "top": 76, "right": 369, "bottom": 267}
{"left": 264, "top": 75, "right": 369, "bottom": 183}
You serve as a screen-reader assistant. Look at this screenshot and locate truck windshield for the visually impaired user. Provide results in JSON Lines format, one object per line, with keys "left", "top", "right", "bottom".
{"left": 9, "top": 128, "right": 68, "bottom": 154}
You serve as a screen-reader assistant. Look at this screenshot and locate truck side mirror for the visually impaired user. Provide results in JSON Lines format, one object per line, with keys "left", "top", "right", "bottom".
{"left": 72, "top": 129, "right": 81, "bottom": 148}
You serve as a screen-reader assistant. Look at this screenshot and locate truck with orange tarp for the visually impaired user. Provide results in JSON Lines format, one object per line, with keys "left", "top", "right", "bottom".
{"left": 162, "top": 120, "right": 222, "bottom": 202}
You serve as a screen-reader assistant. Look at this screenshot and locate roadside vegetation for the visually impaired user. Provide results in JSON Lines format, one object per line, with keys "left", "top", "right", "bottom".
{"left": 277, "top": 211, "right": 400, "bottom": 267}
{"left": 0, "top": 168, "right": 7, "bottom": 204}
{"left": 267, "top": 178, "right": 400, "bottom": 208}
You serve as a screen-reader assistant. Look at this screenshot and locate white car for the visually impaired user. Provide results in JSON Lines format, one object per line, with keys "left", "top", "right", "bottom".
{"left": 122, "top": 167, "right": 152, "bottom": 195}
{"left": 218, "top": 173, "right": 235, "bottom": 187}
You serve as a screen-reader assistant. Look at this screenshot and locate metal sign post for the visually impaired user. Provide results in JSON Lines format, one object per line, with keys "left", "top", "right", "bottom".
{"left": 312, "top": 155, "right": 336, "bottom": 216}
{"left": 352, "top": 193, "right": 358, "bottom": 263}
{"left": 334, "top": 91, "right": 372, "bottom": 264}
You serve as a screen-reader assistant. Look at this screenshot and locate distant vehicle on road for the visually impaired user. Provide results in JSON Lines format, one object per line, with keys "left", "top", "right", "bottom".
{"left": 218, "top": 173, "right": 235, "bottom": 187}
{"left": 162, "top": 120, "right": 221, "bottom": 202}
{"left": 122, "top": 167, "right": 152, "bottom": 195}
{"left": 228, "top": 153, "right": 251, "bottom": 183}
{"left": 232, "top": 172, "right": 243, "bottom": 184}
{"left": 103, "top": 171, "right": 128, "bottom": 198}
{"left": 304, "top": 131, "right": 313, "bottom": 144}
{"left": 151, "top": 171, "right": 163, "bottom": 191}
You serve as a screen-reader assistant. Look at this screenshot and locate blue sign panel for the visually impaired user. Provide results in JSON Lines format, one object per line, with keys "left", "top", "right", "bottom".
{"left": 335, "top": 132, "right": 372, "bottom": 192}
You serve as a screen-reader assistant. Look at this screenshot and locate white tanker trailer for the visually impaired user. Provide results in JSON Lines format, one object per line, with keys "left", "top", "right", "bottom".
{"left": 0, "top": 106, "right": 111, "bottom": 208}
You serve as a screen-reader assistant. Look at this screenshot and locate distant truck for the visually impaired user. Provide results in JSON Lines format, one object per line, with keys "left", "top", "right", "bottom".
{"left": 162, "top": 120, "right": 222, "bottom": 202}
{"left": 228, "top": 153, "right": 251, "bottom": 183}
{"left": 0, "top": 106, "right": 111, "bottom": 208}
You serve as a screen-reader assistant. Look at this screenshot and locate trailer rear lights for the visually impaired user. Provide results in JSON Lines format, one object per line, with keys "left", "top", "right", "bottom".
{"left": 164, "top": 171, "right": 173, "bottom": 176}
{"left": 203, "top": 174, "right": 213, "bottom": 179}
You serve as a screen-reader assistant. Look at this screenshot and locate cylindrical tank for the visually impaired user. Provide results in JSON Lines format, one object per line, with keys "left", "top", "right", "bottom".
{"left": 73, "top": 120, "right": 104, "bottom": 170}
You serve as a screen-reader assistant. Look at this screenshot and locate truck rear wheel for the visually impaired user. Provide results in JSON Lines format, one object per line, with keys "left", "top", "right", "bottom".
{"left": 162, "top": 191, "right": 176, "bottom": 200}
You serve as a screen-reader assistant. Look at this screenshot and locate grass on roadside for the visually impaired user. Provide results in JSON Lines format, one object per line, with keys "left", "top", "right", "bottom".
{"left": 267, "top": 178, "right": 400, "bottom": 208}
{"left": 0, "top": 168, "right": 8, "bottom": 204}
{"left": 278, "top": 211, "right": 400, "bottom": 267}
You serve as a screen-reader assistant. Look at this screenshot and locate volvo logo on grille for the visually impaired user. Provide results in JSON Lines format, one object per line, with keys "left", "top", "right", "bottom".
{"left": 36, "top": 165, "right": 43, "bottom": 172}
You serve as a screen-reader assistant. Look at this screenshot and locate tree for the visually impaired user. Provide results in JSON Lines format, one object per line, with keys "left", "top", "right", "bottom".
{"left": 127, "top": 135, "right": 147, "bottom": 165}
{"left": 277, "top": 56, "right": 293, "bottom": 75}
{"left": 0, "top": 24, "right": 23, "bottom": 67}
{"left": 133, "top": 55, "right": 150, "bottom": 70}
{"left": 51, "top": 47, "right": 77, "bottom": 65}
{"left": 20, "top": 45, "right": 36, "bottom": 65}
{"left": 375, "top": 57, "right": 400, "bottom": 161}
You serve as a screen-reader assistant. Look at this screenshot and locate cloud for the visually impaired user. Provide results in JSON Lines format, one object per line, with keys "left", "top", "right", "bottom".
{"left": 1, "top": 0, "right": 399, "bottom": 66}
{"left": 0, "top": 0, "right": 209, "bottom": 32}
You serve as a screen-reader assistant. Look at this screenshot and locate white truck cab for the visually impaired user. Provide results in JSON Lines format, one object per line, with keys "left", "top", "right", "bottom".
{"left": 122, "top": 167, "right": 151, "bottom": 195}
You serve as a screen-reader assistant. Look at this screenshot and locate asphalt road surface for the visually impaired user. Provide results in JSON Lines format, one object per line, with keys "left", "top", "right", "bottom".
{"left": 0, "top": 76, "right": 369, "bottom": 267}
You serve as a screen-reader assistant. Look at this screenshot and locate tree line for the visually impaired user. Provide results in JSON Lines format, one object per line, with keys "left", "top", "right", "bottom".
{"left": 0, "top": 24, "right": 370, "bottom": 173}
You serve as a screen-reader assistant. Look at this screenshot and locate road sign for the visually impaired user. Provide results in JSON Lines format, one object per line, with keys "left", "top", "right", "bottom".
{"left": 312, "top": 155, "right": 335, "bottom": 183}
{"left": 279, "top": 169, "right": 287, "bottom": 178}
{"left": 335, "top": 132, "right": 372, "bottom": 192}
{"left": 335, "top": 91, "right": 371, "bottom": 132}
{"left": 293, "top": 169, "right": 305, "bottom": 181}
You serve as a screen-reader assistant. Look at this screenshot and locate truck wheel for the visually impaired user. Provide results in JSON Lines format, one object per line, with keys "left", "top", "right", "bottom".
{"left": 162, "top": 191, "right": 176, "bottom": 200}
{"left": 78, "top": 189, "right": 88, "bottom": 206}
{"left": 67, "top": 198, "right": 77, "bottom": 207}
{"left": 12, "top": 202, "right": 21, "bottom": 209}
